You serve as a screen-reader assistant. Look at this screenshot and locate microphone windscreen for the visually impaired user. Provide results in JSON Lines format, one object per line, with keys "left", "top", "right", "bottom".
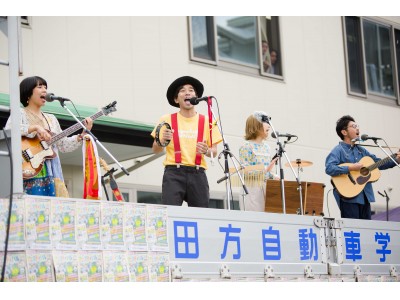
{"left": 45, "top": 93, "right": 54, "bottom": 102}
{"left": 189, "top": 97, "right": 198, "bottom": 105}
{"left": 361, "top": 134, "right": 368, "bottom": 140}
{"left": 271, "top": 131, "right": 278, "bottom": 139}
{"left": 253, "top": 111, "right": 268, "bottom": 123}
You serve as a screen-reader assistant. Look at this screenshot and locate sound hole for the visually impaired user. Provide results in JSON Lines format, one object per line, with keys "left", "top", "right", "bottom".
{"left": 360, "top": 167, "right": 370, "bottom": 176}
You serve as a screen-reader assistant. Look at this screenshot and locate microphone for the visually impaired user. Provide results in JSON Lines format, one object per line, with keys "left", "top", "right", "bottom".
{"left": 271, "top": 131, "right": 297, "bottom": 140}
{"left": 45, "top": 93, "right": 70, "bottom": 102}
{"left": 253, "top": 111, "right": 271, "bottom": 123}
{"left": 361, "top": 134, "right": 382, "bottom": 141}
{"left": 189, "top": 96, "right": 211, "bottom": 105}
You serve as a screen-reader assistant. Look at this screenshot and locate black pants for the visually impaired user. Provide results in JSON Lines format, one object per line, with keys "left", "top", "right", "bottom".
{"left": 162, "top": 165, "right": 209, "bottom": 208}
{"left": 340, "top": 196, "right": 371, "bottom": 220}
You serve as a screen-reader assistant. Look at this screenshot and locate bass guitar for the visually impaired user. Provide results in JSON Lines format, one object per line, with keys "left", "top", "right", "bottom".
{"left": 331, "top": 154, "right": 397, "bottom": 198}
{"left": 21, "top": 101, "right": 117, "bottom": 179}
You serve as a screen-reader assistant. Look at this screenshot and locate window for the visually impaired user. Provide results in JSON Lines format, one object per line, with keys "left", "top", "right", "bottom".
{"left": 259, "top": 16, "right": 282, "bottom": 76}
{"left": 216, "top": 16, "right": 258, "bottom": 66}
{"left": 189, "top": 16, "right": 282, "bottom": 77}
{"left": 345, "top": 17, "right": 365, "bottom": 94}
{"left": 209, "top": 198, "right": 241, "bottom": 210}
{"left": 395, "top": 29, "right": 400, "bottom": 99}
{"left": 363, "top": 20, "right": 394, "bottom": 97}
{"left": 105, "top": 184, "right": 133, "bottom": 202}
{"left": 137, "top": 191, "right": 162, "bottom": 205}
{"left": 21, "top": 16, "right": 30, "bottom": 26}
{"left": 112, "top": 192, "right": 130, "bottom": 202}
{"left": 191, "top": 16, "right": 216, "bottom": 63}
{"left": 344, "top": 17, "right": 399, "bottom": 104}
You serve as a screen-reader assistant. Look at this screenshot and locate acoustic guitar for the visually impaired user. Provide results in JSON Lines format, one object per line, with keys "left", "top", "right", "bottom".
{"left": 331, "top": 154, "right": 397, "bottom": 198}
{"left": 21, "top": 101, "right": 117, "bottom": 179}
{"left": 99, "top": 157, "right": 124, "bottom": 202}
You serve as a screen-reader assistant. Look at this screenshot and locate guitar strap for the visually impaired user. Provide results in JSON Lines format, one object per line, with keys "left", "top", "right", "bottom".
{"left": 42, "top": 112, "right": 51, "bottom": 131}
{"left": 24, "top": 109, "right": 52, "bottom": 132}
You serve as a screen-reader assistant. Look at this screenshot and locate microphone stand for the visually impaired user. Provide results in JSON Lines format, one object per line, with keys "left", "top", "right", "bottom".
{"left": 378, "top": 190, "right": 390, "bottom": 221}
{"left": 211, "top": 103, "right": 248, "bottom": 210}
{"left": 268, "top": 120, "right": 304, "bottom": 215}
{"left": 57, "top": 99, "right": 130, "bottom": 177}
{"left": 101, "top": 175, "right": 110, "bottom": 201}
{"left": 101, "top": 167, "right": 119, "bottom": 201}
{"left": 371, "top": 139, "right": 400, "bottom": 169}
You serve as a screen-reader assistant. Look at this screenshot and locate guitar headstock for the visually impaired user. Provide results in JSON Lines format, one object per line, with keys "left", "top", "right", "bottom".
{"left": 99, "top": 157, "right": 110, "bottom": 172}
{"left": 102, "top": 101, "right": 117, "bottom": 116}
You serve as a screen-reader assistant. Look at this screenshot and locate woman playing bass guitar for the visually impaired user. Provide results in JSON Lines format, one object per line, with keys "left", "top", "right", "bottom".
{"left": 5, "top": 76, "right": 93, "bottom": 197}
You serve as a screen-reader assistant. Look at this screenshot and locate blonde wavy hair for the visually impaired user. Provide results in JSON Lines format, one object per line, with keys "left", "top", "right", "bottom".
{"left": 244, "top": 115, "right": 263, "bottom": 140}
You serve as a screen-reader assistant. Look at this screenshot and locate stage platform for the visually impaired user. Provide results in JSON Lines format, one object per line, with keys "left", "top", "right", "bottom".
{"left": 1, "top": 195, "right": 399, "bottom": 282}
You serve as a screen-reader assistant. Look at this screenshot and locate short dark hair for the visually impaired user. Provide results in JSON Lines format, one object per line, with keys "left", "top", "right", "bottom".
{"left": 173, "top": 84, "right": 197, "bottom": 100}
{"left": 270, "top": 49, "right": 278, "bottom": 58}
{"left": 336, "top": 115, "right": 355, "bottom": 140}
{"left": 20, "top": 76, "right": 47, "bottom": 107}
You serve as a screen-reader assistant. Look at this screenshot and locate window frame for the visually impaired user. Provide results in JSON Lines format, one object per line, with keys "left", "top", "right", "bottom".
{"left": 188, "top": 16, "right": 284, "bottom": 80}
{"left": 188, "top": 16, "right": 217, "bottom": 66}
{"left": 393, "top": 27, "right": 400, "bottom": 106}
{"left": 21, "top": 16, "right": 30, "bottom": 27}
{"left": 258, "top": 16, "right": 284, "bottom": 78}
{"left": 343, "top": 16, "right": 400, "bottom": 106}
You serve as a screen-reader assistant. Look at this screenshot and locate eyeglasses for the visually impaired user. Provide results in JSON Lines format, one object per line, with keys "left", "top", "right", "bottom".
{"left": 347, "top": 124, "right": 359, "bottom": 129}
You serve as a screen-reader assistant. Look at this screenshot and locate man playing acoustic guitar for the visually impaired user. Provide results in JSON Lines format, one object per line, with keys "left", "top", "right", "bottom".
{"left": 325, "top": 115, "right": 400, "bottom": 220}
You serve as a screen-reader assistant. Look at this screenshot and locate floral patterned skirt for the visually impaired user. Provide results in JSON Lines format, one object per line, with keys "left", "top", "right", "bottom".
{"left": 23, "top": 163, "right": 69, "bottom": 197}
{"left": 23, "top": 176, "right": 56, "bottom": 197}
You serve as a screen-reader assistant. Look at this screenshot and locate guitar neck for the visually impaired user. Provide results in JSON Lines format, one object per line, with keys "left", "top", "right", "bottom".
{"left": 49, "top": 110, "right": 105, "bottom": 145}
{"left": 368, "top": 154, "right": 397, "bottom": 171}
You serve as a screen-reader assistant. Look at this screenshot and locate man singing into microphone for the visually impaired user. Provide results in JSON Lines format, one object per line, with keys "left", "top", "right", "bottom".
{"left": 151, "top": 76, "right": 222, "bottom": 207}
{"left": 325, "top": 115, "right": 400, "bottom": 220}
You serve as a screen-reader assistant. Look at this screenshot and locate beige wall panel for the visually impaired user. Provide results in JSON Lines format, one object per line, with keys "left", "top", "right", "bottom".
{"left": 2, "top": 16, "right": 400, "bottom": 214}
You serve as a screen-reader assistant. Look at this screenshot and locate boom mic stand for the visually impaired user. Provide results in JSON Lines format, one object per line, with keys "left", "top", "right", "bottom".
{"left": 268, "top": 119, "right": 303, "bottom": 215}
{"left": 370, "top": 138, "right": 399, "bottom": 222}
{"left": 57, "top": 99, "right": 130, "bottom": 177}
{"left": 371, "top": 138, "right": 400, "bottom": 169}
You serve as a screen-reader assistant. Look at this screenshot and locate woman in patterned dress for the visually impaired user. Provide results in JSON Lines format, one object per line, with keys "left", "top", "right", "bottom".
{"left": 239, "top": 114, "right": 278, "bottom": 211}
{"left": 5, "top": 76, "right": 93, "bottom": 197}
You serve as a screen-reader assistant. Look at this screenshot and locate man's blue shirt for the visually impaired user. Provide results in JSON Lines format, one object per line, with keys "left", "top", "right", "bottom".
{"left": 325, "top": 142, "right": 396, "bottom": 205}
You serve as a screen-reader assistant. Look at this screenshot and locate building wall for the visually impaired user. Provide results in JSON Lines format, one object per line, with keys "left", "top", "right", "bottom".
{"left": 1, "top": 16, "right": 400, "bottom": 216}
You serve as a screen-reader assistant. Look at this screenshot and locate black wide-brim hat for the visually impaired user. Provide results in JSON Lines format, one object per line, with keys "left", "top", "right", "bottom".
{"left": 166, "top": 76, "right": 204, "bottom": 107}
